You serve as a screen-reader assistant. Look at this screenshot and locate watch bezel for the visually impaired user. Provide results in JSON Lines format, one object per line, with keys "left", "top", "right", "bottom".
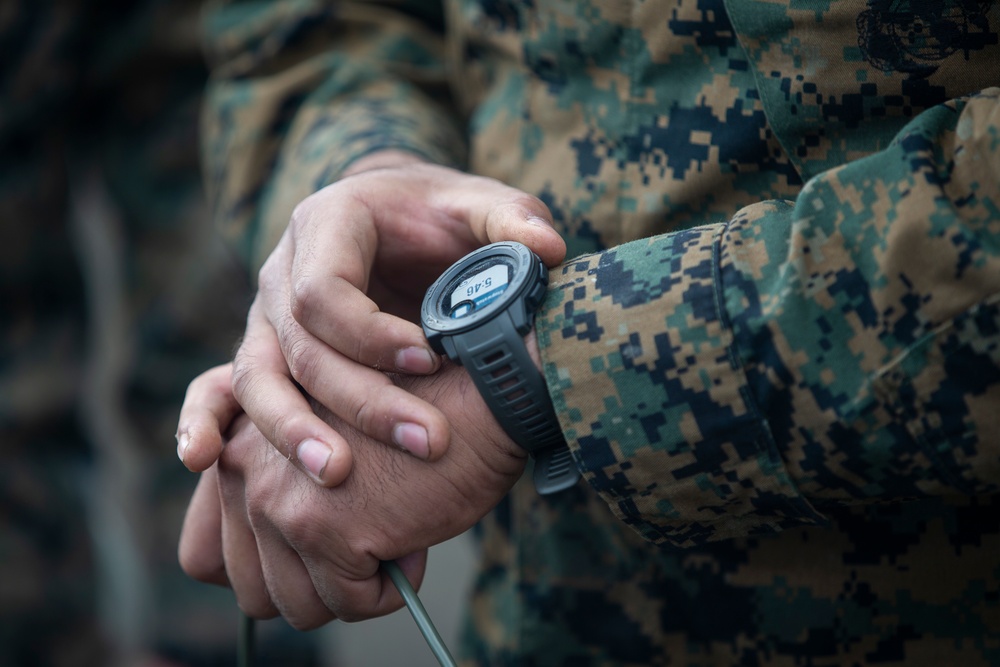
{"left": 421, "top": 242, "right": 538, "bottom": 337}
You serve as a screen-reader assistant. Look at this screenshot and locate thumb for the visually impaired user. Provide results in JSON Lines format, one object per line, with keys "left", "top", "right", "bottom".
{"left": 486, "top": 204, "right": 567, "bottom": 268}
{"left": 434, "top": 173, "right": 567, "bottom": 267}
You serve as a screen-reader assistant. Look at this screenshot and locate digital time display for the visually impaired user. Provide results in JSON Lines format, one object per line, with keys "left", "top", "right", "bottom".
{"left": 448, "top": 263, "right": 510, "bottom": 318}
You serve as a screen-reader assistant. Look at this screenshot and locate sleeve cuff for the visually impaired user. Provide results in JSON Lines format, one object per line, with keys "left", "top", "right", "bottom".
{"left": 535, "top": 223, "right": 827, "bottom": 548}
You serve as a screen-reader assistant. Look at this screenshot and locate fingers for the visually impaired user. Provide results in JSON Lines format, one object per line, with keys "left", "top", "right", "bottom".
{"left": 215, "top": 433, "right": 280, "bottom": 620}
{"left": 210, "top": 424, "right": 408, "bottom": 628}
{"left": 284, "top": 164, "right": 565, "bottom": 383}
{"left": 176, "top": 364, "right": 242, "bottom": 472}
{"left": 304, "top": 549, "right": 429, "bottom": 623}
{"left": 347, "top": 163, "right": 566, "bottom": 267}
{"left": 282, "top": 193, "right": 444, "bottom": 376}
{"left": 178, "top": 467, "right": 228, "bottom": 586}
{"left": 229, "top": 163, "right": 562, "bottom": 489}
{"left": 221, "top": 504, "right": 278, "bottom": 620}
{"left": 263, "top": 305, "right": 451, "bottom": 462}
{"left": 253, "top": 238, "right": 452, "bottom": 466}
{"left": 235, "top": 293, "right": 451, "bottom": 480}
{"left": 428, "top": 172, "right": 567, "bottom": 267}
{"left": 185, "top": 424, "right": 336, "bottom": 627}
{"left": 252, "top": 499, "right": 338, "bottom": 630}
{"left": 291, "top": 274, "right": 439, "bottom": 375}
{"left": 179, "top": 413, "right": 435, "bottom": 629}
{"left": 255, "top": 538, "right": 337, "bottom": 630}
{"left": 232, "top": 298, "right": 355, "bottom": 487}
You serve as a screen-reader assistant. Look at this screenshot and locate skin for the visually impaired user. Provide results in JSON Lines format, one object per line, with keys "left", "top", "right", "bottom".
{"left": 177, "top": 360, "right": 528, "bottom": 629}
{"left": 175, "top": 151, "right": 558, "bottom": 627}
{"left": 175, "top": 153, "right": 566, "bottom": 485}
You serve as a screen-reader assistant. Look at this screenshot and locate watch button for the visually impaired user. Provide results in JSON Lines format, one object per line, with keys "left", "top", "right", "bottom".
{"left": 529, "top": 282, "right": 546, "bottom": 305}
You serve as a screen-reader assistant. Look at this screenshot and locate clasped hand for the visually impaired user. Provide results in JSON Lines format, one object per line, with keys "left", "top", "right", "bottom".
{"left": 179, "top": 363, "right": 527, "bottom": 629}
{"left": 177, "top": 156, "right": 563, "bottom": 482}
{"left": 175, "top": 156, "right": 565, "bottom": 627}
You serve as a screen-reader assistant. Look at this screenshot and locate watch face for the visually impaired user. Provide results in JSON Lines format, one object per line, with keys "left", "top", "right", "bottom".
{"left": 445, "top": 258, "right": 513, "bottom": 319}
{"left": 422, "top": 242, "right": 540, "bottom": 336}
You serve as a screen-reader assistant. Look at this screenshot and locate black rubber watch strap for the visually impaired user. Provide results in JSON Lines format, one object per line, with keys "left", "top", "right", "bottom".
{"left": 452, "top": 311, "right": 580, "bottom": 494}
{"left": 453, "top": 310, "right": 562, "bottom": 451}
{"left": 532, "top": 446, "right": 581, "bottom": 495}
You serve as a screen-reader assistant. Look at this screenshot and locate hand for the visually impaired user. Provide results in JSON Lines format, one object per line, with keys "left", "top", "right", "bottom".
{"left": 176, "top": 153, "right": 565, "bottom": 485}
{"left": 177, "top": 361, "right": 526, "bottom": 629}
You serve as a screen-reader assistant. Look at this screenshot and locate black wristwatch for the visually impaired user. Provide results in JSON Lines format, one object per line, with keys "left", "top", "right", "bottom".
{"left": 420, "top": 242, "right": 580, "bottom": 494}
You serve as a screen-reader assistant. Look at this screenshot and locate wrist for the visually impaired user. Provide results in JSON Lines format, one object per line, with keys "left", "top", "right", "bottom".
{"left": 420, "top": 241, "right": 578, "bottom": 493}
{"left": 406, "top": 362, "right": 528, "bottom": 467}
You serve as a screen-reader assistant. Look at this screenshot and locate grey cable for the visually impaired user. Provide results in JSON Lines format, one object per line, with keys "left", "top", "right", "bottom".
{"left": 382, "top": 560, "right": 458, "bottom": 667}
{"left": 238, "top": 610, "right": 256, "bottom": 667}
{"left": 236, "top": 560, "right": 455, "bottom": 667}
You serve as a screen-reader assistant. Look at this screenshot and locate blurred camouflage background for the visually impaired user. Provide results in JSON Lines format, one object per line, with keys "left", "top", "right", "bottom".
{"left": 0, "top": 1, "right": 321, "bottom": 664}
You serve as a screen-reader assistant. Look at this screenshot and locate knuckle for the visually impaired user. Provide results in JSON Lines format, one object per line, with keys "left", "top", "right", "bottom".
{"left": 289, "top": 195, "right": 318, "bottom": 233}
{"left": 289, "top": 274, "right": 319, "bottom": 324}
{"left": 244, "top": 477, "right": 290, "bottom": 531}
{"left": 283, "top": 511, "right": 327, "bottom": 554}
{"left": 483, "top": 203, "right": 511, "bottom": 234}
{"left": 257, "top": 257, "right": 277, "bottom": 293}
{"left": 264, "top": 411, "right": 302, "bottom": 453}
{"left": 230, "top": 351, "right": 253, "bottom": 398}
{"left": 353, "top": 309, "right": 389, "bottom": 368}
{"left": 352, "top": 383, "right": 392, "bottom": 437}
{"left": 257, "top": 239, "right": 293, "bottom": 299}
{"left": 284, "top": 332, "right": 319, "bottom": 388}
{"left": 229, "top": 348, "right": 261, "bottom": 404}
{"left": 245, "top": 501, "right": 271, "bottom": 535}
{"left": 202, "top": 364, "right": 233, "bottom": 392}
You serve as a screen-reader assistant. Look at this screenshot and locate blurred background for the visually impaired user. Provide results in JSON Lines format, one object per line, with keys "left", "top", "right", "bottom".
{"left": 0, "top": 1, "right": 474, "bottom": 664}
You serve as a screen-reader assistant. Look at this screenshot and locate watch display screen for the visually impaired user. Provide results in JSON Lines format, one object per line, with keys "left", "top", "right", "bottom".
{"left": 445, "top": 259, "right": 512, "bottom": 319}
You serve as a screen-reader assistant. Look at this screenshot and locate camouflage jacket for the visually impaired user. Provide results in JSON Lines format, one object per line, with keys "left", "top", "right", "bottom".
{"left": 203, "top": 0, "right": 1000, "bottom": 664}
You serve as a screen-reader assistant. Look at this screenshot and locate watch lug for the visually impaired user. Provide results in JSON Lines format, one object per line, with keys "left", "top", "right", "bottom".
{"left": 440, "top": 336, "right": 459, "bottom": 364}
{"left": 508, "top": 301, "right": 533, "bottom": 336}
{"left": 423, "top": 326, "right": 446, "bottom": 356}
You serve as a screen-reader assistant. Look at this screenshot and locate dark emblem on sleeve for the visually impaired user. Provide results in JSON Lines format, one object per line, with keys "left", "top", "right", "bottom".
{"left": 857, "top": 0, "right": 997, "bottom": 77}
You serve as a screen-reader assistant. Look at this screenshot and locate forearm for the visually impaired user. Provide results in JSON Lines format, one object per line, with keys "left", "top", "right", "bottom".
{"left": 201, "top": 0, "right": 466, "bottom": 271}
{"left": 536, "top": 90, "right": 1000, "bottom": 548}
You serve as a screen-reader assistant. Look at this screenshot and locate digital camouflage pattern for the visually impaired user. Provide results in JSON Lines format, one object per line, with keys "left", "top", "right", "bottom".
{"left": 0, "top": 2, "right": 317, "bottom": 665}
{"left": 202, "top": 0, "right": 1000, "bottom": 664}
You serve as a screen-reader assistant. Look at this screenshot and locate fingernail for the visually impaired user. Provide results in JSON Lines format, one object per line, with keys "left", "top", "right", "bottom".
{"left": 395, "top": 346, "right": 437, "bottom": 374}
{"left": 176, "top": 432, "right": 190, "bottom": 463}
{"left": 392, "top": 423, "right": 429, "bottom": 459}
{"left": 297, "top": 439, "right": 331, "bottom": 483}
{"left": 526, "top": 215, "right": 555, "bottom": 229}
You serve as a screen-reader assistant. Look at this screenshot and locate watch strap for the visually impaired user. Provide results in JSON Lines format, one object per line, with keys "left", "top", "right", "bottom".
{"left": 532, "top": 445, "right": 581, "bottom": 495}
{"left": 452, "top": 311, "right": 580, "bottom": 494}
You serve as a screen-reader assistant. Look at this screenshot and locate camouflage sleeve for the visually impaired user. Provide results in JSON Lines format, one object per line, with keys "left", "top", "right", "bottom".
{"left": 536, "top": 89, "right": 1000, "bottom": 549}
{"left": 200, "top": 0, "right": 466, "bottom": 269}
